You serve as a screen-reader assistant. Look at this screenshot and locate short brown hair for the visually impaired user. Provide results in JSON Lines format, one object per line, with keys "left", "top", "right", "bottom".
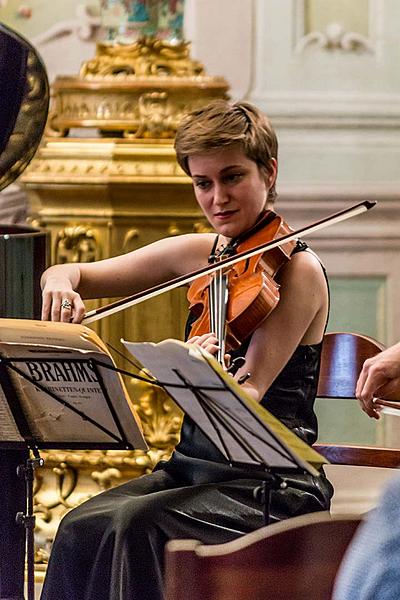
{"left": 174, "top": 100, "right": 278, "bottom": 201}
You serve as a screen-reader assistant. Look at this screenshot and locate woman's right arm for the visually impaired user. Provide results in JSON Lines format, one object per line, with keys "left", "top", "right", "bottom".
{"left": 41, "top": 233, "right": 215, "bottom": 323}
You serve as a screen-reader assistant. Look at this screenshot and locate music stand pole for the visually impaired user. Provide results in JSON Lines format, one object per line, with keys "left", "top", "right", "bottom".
{"left": 16, "top": 446, "right": 44, "bottom": 600}
{"left": 252, "top": 476, "right": 287, "bottom": 526}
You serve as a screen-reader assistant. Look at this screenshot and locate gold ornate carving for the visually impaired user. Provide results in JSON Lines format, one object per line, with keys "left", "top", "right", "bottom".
{"left": 130, "top": 375, "right": 182, "bottom": 453}
{"left": 122, "top": 228, "right": 140, "bottom": 251}
{"left": 129, "top": 91, "right": 174, "bottom": 138}
{"left": 46, "top": 36, "right": 228, "bottom": 139}
{"left": 47, "top": 76, "right": 228, "bottom": 138}
{"left": 55, "top": 225, "right": 99, "bottom": 263}
{"left": 91, "top": 467, "right": 123, "bottom": 491}
{"left": 34, "top": 462, "right": 78, "bottom": 515}
{"left": 26, "top": 150, "right": 185, "bottom": 182}
{"left": 33, "top": 458, "right": 126, "bottom": 568}
{"left": 80, "top": 38, "right": 204, "bottom": 78}
{"left": 167, "top": 222, "right": 181, "bottom": 236}
{"left": 192, "top": 220, "right": 214, "bottom": 234}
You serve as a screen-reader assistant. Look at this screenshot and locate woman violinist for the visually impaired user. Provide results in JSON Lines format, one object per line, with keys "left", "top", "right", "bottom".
{"left": 40, "top": 100, "right": 333, "bottom": 600}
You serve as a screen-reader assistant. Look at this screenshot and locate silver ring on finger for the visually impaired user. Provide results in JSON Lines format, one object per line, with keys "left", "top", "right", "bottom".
{"left": 61, "top": 299, "right": 73, "bottom": 310}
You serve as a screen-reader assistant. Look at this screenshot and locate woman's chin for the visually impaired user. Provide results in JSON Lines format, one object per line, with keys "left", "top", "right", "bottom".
{"left": 214, "top": 221, "right": 253, "bottom": 239}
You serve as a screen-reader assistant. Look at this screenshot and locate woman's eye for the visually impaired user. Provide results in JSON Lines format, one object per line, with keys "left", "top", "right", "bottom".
{"left": 194, "top": 180, "right": 211, "bottom": 190}
{"left": 225, "top": 173, "right": 243, "bottom": 183}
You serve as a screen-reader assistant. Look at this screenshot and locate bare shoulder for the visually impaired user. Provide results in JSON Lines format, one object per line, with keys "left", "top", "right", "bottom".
{"left": 276, "top": 247, "right": 328, "bottom": 317}
{"left": 278, "top": 247, "right": 326, "bottom": 287}
{"left": 272, "top": 247, "right": 328, "bottom": 344}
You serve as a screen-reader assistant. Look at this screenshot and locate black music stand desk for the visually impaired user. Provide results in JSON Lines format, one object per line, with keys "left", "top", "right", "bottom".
{"left": 123, "top": 338, "right": 327, "bottom": 523}
{"left": 0, "top": 319, "right": 147, "bottom": 600}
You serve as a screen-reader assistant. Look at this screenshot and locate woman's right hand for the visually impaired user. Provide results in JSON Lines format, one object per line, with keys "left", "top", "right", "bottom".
{"left": 41, "top": 277, "right": 86, "bottom": 323}
{"left": 356, "top": 341, "right": 400, "bottom": 418}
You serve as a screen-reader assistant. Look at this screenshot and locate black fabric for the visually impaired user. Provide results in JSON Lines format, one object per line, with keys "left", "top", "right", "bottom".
{"left": 41, "top": 243, "right": 332, "bottom": 600}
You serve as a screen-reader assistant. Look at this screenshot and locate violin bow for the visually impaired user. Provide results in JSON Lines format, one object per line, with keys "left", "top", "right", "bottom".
{"left": 83, "top": 200, "right": 376, "bottom": 324}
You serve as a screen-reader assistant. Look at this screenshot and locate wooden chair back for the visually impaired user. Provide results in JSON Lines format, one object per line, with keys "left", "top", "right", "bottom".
{"left": 314, "top": 332, "right": 400, "bottom": 514}
{"left": 317, "top": 331, "right": 385, "bottom": 398}
{"left": 314, "top": 331, "right": 400, "bottom": 468}
{"left": 165, "top": 511, "right": 361, "bottom": 600}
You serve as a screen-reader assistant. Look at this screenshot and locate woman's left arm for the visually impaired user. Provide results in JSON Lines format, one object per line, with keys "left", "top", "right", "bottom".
{"left": 237, "top": 251, "right": 329, "bottom": 402}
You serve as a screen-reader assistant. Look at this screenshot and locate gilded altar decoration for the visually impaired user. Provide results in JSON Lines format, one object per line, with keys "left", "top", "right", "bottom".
{"left": 47, "top": 34, "right": 227, "bottom": 139}
{"left": 45, "top": 0, "right": 227, "bottom": 139}
{"left": 80, "top": 36, "right": 203, "bottom": 77}
{"left": 55, "top": 225, "right": 99, "bottom": 263}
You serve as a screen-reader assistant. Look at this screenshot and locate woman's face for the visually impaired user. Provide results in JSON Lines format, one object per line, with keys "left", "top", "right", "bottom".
{"left": 188, "top": 145, "right": 277, "bottom": 240}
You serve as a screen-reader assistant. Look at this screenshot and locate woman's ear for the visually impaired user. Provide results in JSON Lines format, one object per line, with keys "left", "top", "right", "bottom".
{"left": 267, "top": 158, "right": 278, "bottom": 188}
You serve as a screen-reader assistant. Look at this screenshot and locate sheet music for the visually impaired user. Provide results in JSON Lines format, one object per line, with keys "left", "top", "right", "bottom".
{"left": 0, "top": 385, "right": 24, "bottom": 441}
{"left": 123, "top": 339, "right": 327, "bottom": 475}
{"left": 0, "top": 319, "right": 147, "bottom": 449}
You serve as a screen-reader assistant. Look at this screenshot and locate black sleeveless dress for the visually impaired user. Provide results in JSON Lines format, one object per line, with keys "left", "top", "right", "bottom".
{"left": 40, "top": 247, "right": 333, "bottom": 600}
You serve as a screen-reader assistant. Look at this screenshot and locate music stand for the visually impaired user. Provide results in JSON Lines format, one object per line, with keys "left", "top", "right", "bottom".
{"left": 122, "top": 339, "right": 327, "bottom": 525}
{"left": 0, "top": 350, "right": 147, "bottom": 600}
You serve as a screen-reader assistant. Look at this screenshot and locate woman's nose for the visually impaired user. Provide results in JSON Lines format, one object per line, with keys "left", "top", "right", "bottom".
{"left": 213, "top": 183, "right": 229, "bottom": 205}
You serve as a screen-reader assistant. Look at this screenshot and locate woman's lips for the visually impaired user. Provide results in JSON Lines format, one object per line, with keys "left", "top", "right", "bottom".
{"left": 214, "top": 210, "right": 238, "bottom": 220}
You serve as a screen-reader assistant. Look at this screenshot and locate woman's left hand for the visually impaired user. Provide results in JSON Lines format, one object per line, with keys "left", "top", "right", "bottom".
{"left": 187, "top": 332, "right": 221, "bottom": 356}
{"left": 187, "top": 332, "right": 232, "bottom": 367}
{"left": 187, "top": 333, "right": 260, "bottom": 400}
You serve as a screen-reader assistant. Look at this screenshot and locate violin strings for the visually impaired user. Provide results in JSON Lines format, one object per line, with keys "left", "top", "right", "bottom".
{"left": 208, "top": 242, "right": 232, "bottom": 368}
{"left": 219, "top": 273, "right": 228, "bottom": 367}
{"left": 216, "top": 268, "right": 222, "bottom": 364}
{"left": 210, "top": 260, "right": 228, "bottom": 367}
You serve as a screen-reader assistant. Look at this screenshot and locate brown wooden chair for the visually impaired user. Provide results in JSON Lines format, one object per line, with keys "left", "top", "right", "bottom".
{"left": 317, "top": 331, "right": 385, "bottom": 399}
{"left": 313, "top": 331, "right": 400, "bottom": 468}
{"left": 315, "top": 443, "right": 400, "bottom": 468}
{"left": 313, "top": 332, "right": 400, "bottom": 514}
{"left": 165, "top": 511, "right": 361, "bottom": 600}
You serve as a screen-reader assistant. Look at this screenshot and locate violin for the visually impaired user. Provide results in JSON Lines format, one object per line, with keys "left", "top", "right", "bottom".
{"left": 187, "top": 210, "right": 297, "bottom": 362}
{"left": 83, "top": 200, "right": 376, "bottom": 326}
